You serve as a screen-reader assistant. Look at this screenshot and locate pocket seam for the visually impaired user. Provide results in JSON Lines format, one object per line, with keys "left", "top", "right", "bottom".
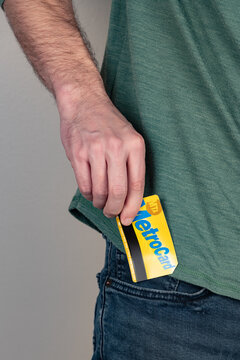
{"left": 106, "top": 276, "right": 211, "bottom": 302}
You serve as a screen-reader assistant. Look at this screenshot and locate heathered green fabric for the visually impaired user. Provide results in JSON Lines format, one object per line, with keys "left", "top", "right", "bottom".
{"left": 0, "top": 0, "right": 5, "bottom": 10}
{"left": 70, "top": 0, "right": 240, "bottom": 300}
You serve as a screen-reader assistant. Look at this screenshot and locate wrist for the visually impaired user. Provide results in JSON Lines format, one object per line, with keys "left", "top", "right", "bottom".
{"left": 55, "top": 72, "right": 111, "bottom": 121}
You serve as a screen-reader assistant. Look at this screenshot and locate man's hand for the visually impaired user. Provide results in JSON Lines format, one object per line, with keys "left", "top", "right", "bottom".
{"left": 58, "top": 88, "right": 146, "bottom": 226}
{"left": 3, "top": 0, "right": 146, "bottom": 225}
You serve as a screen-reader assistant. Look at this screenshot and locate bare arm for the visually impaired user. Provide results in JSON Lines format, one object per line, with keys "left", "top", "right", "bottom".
{"left": 4, "top": 0, "right": 105, "bottom": 104}
{"left": 4, "top": 0, "right": 146, "bottom": 226}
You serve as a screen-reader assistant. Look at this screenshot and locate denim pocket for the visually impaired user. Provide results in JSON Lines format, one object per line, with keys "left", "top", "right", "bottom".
{"left": 110, "top": 247, "right": 211, "bottom": 303}
{"left": 104, "top": 276, "right": 211, "bottom": 303}
{"left": 100, "top": 234, "right": 211, "bottom": 303}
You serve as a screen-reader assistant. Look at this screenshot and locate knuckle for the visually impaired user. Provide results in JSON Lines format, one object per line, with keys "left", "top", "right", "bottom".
{"left": 130, "top": 180, "right": 144, "bottom": 192}
{"left": 90, "top": 139, "right": 104, "bottom": 154}
{"left": 93, "top": 201, "right": 105, "bottom": 209}
{"left": 110, "top": 184, "right": 126, "bottom": 198}
{"left": 132, "top": 134, "right": 145, "bottom": 149}
{"left": 81, "top": 190, "right": 92, "bottom": 198}
{"left": 83, "top": 194, "right": 93, "bottom": 201}
{"left": 108, "top": 137, "right": 123, "bottom": 152}
{"left": 93, "top": 190, "right": 108, "bottom": 199}
{"left": 72, "top": 147, "right": 87, "bottom": 163}
{"left": 79, "top": 183, "right": 91, "bottom": 197}
{"left": 81, "top": 192, "right": 92, "bottom": 200}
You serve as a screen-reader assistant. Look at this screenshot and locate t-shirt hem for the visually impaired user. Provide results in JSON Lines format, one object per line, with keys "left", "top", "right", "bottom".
{"left": 68, "top": 194, "right": 125, "bottom": 253}
{"left": 170, "top": 265, "right": 240, "bottom": 302}
{"left": 68, "top": 193, "right": 240, "bottom": 302}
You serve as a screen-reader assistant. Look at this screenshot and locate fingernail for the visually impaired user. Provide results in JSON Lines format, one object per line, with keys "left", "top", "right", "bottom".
{"left": 121, "top": 218, "right": 132, "bottom": 226}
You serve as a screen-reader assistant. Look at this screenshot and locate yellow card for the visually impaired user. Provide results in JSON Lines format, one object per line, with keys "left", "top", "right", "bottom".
{"left": 116, "top": 194, "right": 178, "bottom": 282}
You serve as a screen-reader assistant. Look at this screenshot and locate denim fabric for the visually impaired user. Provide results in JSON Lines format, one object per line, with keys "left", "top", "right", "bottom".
{"left": 91, "top": 233, "right": 240, "bottom": 360}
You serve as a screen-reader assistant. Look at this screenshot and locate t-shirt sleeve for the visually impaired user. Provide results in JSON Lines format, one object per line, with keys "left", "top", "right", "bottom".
{"left": 0, "top": 0, "right": 5, "bottom": 10}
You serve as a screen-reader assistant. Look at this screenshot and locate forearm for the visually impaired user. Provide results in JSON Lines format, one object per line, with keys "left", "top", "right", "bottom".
{"left": 4, "top": 0, "right": 107, "bottom": 108}
{"left": 3, "top": 0, "right": 146, "bottom": 225}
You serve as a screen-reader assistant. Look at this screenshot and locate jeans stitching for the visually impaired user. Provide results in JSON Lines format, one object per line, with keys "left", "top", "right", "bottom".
{"left": 106, "top": 277, "right": 211, "bottom": 302}
{"left": 107, "top": 240, "right": 112, "bottom": 277}
{"left": 116, "top": 249, "right": 126, "bottom": 280}
{"left": 173, "top": 279, "right": 180, "bottom": 292}
{"left": 99, "top": 278, "right": 107, "bottom": 360}
{"left": 99, "top": 239, "right": 112, "bottom": 360}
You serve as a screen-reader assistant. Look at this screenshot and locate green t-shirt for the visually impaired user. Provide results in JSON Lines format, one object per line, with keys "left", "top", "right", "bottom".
{"left": 69, "top": 0, "right": 240, "bottom": 301}
{"left": 2, "top": 0, "right": 239, "bottom": 300}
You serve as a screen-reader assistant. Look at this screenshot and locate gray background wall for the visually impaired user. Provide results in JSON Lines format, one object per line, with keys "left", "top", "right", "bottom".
{"left": 0, "top": 1, "right": 112, "bottom": 359}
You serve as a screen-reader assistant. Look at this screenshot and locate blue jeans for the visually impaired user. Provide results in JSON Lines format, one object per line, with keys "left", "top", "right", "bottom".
{"left": 91, "top": 233, "right": 240, "bottom": 360}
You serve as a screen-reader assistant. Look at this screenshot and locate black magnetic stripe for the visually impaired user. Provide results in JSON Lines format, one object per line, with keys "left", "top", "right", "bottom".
{"left": 122, "top": 223, "right": 147, "bottom": 282}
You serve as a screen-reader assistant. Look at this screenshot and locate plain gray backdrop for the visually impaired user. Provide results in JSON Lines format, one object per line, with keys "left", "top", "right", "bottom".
{"left": 0, "top": 0, "right": 112, "bottom": 359}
